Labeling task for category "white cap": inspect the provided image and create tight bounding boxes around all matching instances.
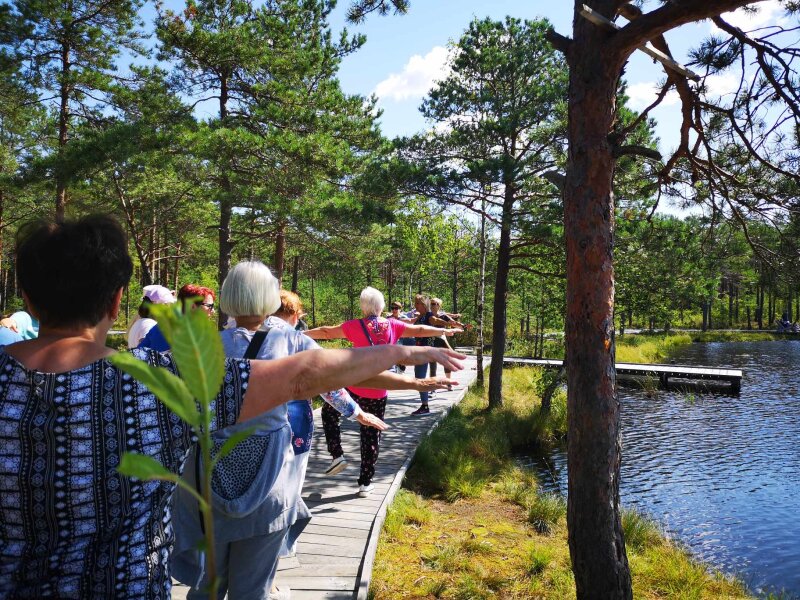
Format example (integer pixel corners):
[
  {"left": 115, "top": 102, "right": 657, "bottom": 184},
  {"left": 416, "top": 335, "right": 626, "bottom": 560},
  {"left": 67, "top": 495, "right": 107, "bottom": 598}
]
[{"left": 142, "top": 285, "right": 176, "bottom": 304}]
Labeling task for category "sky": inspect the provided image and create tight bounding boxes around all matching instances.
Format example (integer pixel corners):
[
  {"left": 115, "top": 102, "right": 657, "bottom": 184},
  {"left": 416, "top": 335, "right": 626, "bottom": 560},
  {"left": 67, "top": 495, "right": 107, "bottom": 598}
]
[{"left": 318, "top": 0, "right": 789, "bottom": 153}]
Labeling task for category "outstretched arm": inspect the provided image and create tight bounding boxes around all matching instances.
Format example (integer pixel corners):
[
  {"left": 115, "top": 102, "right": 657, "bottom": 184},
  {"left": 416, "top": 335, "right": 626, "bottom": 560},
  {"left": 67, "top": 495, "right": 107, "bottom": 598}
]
[
  {"left": 304, "top": 324, "right": 345, "bottom": 340},
  {"left": 356, "top": 371, "right": 457, "bottom": 391},
  {"left": 239, "top": 345, "right": 465, "bottom": 421},
  {"left": 401, "top": 323, "right": 462, "bottom": 338}
]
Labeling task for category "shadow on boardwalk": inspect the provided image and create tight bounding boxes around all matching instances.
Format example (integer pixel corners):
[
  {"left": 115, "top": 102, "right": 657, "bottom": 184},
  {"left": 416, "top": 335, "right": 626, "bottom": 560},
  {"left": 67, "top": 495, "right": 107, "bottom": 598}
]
[{"left": 173, "top": 355, "right": 485, "bottom": 600}]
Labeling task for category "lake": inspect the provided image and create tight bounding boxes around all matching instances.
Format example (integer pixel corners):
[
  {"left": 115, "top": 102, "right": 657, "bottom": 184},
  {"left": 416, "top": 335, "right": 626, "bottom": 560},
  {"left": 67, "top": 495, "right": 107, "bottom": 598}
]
[{"left": 525, "top": 340, "right": 800, "bottom": 597}]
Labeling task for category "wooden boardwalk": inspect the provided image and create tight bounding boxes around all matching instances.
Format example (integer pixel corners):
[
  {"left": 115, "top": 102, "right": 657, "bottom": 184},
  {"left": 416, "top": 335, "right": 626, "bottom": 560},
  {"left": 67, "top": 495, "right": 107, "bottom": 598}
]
[
  {"left": 504, "top": 357, "right": 743, "bottom": 391},
  {"left": 172, "top": 355, "right": 485, "bottom": 600}
]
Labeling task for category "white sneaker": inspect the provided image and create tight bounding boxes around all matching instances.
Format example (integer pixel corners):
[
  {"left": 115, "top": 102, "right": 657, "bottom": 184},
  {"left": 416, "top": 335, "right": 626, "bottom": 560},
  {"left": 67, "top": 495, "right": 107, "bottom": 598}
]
[
  {"left": 325, "top": 455, "right": 347, "bottom": 476},
  {"left": 358, "top": 483, "right": 374, "bottom": 497},
  {"left": 269, "top": 585, "right": 291, "bottom": 600}
]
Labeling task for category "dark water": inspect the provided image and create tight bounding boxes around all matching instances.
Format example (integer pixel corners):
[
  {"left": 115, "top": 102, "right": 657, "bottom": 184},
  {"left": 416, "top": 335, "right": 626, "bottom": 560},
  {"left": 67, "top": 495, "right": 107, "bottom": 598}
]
[{"left": 525, "top": 340, "right": 800, "bottom": 597}]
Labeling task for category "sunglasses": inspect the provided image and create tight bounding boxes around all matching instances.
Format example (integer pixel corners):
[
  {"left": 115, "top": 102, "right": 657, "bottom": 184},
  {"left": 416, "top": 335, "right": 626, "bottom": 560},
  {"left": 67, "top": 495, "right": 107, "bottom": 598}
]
[{"left": 195, "top": 301, "right": 215, "bottom": 310}]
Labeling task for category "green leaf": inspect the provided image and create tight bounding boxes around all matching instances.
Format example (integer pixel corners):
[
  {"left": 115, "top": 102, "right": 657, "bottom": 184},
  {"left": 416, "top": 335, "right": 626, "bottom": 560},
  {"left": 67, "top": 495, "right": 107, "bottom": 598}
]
[
  {"left": 117, "top": 452, "right": 180, "bottom": 483},
  {"left": 210, "top": 427, "right": 257, "bottom": 468},
  {"left": 167, "top": 306, "right": 227, "bottom": 406},
  {"left": 108, "top": 352, "right": 201, "bottom": 427}
]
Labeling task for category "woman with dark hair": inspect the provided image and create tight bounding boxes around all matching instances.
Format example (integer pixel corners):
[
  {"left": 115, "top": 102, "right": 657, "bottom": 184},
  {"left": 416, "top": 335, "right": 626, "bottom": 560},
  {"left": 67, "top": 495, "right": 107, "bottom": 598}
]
[{"left": 0, "top": 215, "right": 465, "bottom": 599}]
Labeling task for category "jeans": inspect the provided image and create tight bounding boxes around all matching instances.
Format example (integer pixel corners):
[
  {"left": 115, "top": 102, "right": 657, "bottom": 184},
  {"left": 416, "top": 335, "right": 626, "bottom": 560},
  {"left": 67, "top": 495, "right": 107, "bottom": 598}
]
[
  {"left": 185, "top": 526, "right": 288, "bottom": 600},
  {"left": 415, "top": 362, "right": 429, "bottom": 405}
]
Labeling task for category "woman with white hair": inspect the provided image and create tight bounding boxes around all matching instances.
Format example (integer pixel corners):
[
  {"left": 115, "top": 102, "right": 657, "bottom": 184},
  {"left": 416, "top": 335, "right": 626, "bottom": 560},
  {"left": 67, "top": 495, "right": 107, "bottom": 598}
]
[{"left": 305, "top": 286, "right": 460, "bottom": 496}]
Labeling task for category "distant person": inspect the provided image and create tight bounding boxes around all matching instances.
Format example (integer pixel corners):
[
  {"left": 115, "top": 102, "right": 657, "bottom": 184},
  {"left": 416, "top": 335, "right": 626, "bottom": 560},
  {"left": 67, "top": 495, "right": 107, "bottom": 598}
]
[
  {"left": 0, "top": 309, "right": 39, "bottom": 340},
  {"left": 429, "top": 297, "right": 467, "bottom": 388},
  {"left": 126, "top": 285, "right": 176, "bottom": 348},
  {"left": 410, "top": 294, "right": 458, "bottom": 414},
  {"left": 138, "top": 284, "right": 215, "bottom": 351}
]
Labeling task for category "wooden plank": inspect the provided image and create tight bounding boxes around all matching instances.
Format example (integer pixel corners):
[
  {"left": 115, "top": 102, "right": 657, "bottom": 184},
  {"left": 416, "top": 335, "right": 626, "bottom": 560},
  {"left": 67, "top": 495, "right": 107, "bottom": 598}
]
[
  {"left": 301, "top": 524, "right": 370, "bottom": 539},
  {"left": 288, "top": 591, "right": 353, "bottom": 600},
  {"left": 305, "top": 516, "right": 373, "bottom": 530},
  {"left": 277, "top": 576, "right": 357, "bottom": 591},
  {"left": 277, "top": 564, "right": 362, "bottom": 577},
  {"left": 295, "top": 543, "right": 363, "bottom": 558},
  {"left": 295, "top": 533, "right": 368, "bottom": 548},
  {"left": 293, "top": 554, "right": 364, "bottom": 565}
]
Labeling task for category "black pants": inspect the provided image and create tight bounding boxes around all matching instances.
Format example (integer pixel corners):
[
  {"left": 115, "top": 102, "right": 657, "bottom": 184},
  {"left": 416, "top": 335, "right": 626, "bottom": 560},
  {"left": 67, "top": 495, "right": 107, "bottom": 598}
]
[
  {"left": 322, "top": 393, "right": 387, "bottom": 486},
  {"left": 429, "top": 336, "right": 452, "bottom": 377}
]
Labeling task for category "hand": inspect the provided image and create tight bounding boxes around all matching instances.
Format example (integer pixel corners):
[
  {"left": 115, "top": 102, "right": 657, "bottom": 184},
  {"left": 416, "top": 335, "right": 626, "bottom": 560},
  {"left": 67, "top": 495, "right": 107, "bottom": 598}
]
[
  {"left": 444, "top": 328, "right": 463, "bottom": 336},
  {"left": 356, "top": 412, "right": 388, "bottom": 431},
  {"left": 0, "top": 317, "right": 18, "bottom": 333},
  {"left": 399, "top": 346, "right": 466, "bottom": 372},
  {"left": 416, "top": 377, "right": 457, "bottom": 392}
]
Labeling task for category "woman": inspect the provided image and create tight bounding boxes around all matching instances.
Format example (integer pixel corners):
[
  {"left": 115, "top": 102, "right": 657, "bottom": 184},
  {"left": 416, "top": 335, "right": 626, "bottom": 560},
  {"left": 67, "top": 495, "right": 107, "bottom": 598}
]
[
  {"left": 0, "top": 215, "right": 465, "bottom": 599},
  {"left": 172, "top": 269, "right": 387, "bottom": 600},
  {"left": 126, "top": 285, "right": 176, "bottom": 348},
  {"left": 429, "top": 297, "right": 467, "bottom": 384},
  {"left": 138, "top": 283, "right": 215, "bottom": 351},
  {"left": 305, "top": 287, "right": 460, "bottom": 494},
  {"left": 409, "top": 294, "right": 455, "bottom": 415}
]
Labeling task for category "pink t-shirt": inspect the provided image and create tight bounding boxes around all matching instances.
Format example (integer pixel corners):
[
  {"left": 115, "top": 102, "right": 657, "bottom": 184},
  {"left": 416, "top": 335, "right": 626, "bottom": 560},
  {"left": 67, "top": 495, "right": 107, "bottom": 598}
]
[{"left": 341, "top": 316, "right": 406, "bottom": 398}]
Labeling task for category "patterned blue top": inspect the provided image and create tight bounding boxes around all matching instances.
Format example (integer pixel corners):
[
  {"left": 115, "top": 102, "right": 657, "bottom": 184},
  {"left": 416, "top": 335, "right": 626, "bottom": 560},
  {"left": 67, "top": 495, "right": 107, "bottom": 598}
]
[{"left": 0, "top": 347, "right": 250, "bottom": 599}]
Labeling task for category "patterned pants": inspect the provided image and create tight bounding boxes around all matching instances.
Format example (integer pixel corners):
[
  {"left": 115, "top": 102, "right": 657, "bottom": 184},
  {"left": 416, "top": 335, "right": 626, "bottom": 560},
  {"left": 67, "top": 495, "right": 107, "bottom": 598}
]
[{"left": 322, "top": 393, "right": 387, "bottom": 486}]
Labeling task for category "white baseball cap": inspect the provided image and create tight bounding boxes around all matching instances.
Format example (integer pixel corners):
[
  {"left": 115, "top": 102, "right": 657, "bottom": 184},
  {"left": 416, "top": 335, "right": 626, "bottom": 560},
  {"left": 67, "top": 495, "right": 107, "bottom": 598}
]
[{"left": 142, "top": 285, "right": 176, "bottom": 304}]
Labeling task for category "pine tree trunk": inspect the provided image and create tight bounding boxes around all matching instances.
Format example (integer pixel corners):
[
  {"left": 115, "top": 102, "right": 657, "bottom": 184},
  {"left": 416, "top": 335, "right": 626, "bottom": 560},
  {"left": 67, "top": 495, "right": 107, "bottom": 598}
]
[
  {"left": 291, "top": 255, "right": 299, "bottom": 293},
  {"left": 274, "top": 223, "right": 286, "bottom": 285},
  {"left": 217, "top": 73, "right": 234, "bottom": 329},
  {"left": 56, "top": 42, "right": 70, "bottom": 222},
  {"left": 488, "top": 185, "right": 515, "bottom": 409},
  {"left": 476, "top": 201, "right": 487, "bottom": 383},
  {"left": 563, "top": 6, "right": 631, "bottom": 596}
]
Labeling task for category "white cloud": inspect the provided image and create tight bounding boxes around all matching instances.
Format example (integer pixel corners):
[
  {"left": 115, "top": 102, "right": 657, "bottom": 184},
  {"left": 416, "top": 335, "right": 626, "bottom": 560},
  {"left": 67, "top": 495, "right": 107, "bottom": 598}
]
[
  {"left": 374, "top": 46, "right": 451, "bottom": 103},
  {"left": 712, "top": 1, "right": 788, "bottom": 32},
  {"left": 625, "top": 81, "right": 680, "bottom": 111},
  {"left": 704, "top": 72, "right": 742, "bottom": 98}
]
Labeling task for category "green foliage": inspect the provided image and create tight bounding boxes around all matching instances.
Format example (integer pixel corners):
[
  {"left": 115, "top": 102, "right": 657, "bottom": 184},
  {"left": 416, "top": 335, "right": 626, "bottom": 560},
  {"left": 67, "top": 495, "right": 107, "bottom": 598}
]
[
  {"left": 407, "top": 368, "right": 567, "bottom": 501},
  {"left": 527, "top": 493, "right": 566, "bottom": 535},
  {"left": 382, "top": 489, "right": 432, "bottom": 541},
  {"left": 621, "top": 509, "right": 663, "bottom": 552}
]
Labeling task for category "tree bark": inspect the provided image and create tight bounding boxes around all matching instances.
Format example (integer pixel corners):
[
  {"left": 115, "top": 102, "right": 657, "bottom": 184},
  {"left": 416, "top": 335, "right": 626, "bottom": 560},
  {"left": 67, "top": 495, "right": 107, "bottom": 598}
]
[
  {"left": 488, "top": 184, "right": 515, "bottom": 408},
  {"left": 291, "top": 255, "right": 299, "bottom": 292},
  {"left": 56, "top": 41, "right": 70, "bottom": 222},
  {"left": 476, "top": 200, "right": 487, "bottom": 383},
  {"left": 274, "top": 222, "right": 286, "bottom": 285},
  {"left": 563, "top": 2, "right": 631, "bottom": 596},
  {"left": 217, "top": 72, "right": 234, "bottom": 329}
]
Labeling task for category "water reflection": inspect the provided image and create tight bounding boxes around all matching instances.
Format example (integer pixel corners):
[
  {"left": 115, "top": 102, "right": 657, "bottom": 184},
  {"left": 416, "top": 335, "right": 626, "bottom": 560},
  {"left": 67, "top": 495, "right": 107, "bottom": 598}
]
[{"left": 523, "top": 340, "right": 800, "bottom": 597}]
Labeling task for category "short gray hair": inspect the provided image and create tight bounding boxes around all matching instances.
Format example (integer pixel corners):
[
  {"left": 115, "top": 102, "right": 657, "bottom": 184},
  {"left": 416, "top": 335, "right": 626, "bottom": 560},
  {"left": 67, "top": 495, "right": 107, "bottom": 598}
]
[
  {"left": 220, "top": 261, "right": 281, "bottom": 317},
  {"left": 360, "top": 286, "right": 385, "bottom": 317}
]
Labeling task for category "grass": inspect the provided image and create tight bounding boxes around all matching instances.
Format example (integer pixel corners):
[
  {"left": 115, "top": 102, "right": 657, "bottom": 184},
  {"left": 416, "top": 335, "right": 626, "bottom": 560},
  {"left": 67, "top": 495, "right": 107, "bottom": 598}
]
[{"left": 370, "top": 367, "right": 753, "bottom": 600}]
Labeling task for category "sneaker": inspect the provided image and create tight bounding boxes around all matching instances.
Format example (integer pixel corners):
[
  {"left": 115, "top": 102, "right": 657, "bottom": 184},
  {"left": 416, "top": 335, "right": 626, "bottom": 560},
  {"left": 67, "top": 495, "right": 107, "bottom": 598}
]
[
  {"left": 325, "top": 455, "right": 348, "bottom": 476},
  {"left": 269, "top": 585, "right": 291, "bottom": 600},
  {"left": 411, "top": 405, "right": 430, "bottom": 416},
  {"left": 358, "top": 483, "right": 374, "bottom": 497}
]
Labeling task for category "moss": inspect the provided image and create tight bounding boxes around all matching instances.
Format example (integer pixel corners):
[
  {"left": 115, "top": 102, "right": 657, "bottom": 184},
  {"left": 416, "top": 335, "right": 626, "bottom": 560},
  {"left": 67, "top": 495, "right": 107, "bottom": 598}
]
[{"left": 370, "top": 367, "right": 753, "bottom": 600}]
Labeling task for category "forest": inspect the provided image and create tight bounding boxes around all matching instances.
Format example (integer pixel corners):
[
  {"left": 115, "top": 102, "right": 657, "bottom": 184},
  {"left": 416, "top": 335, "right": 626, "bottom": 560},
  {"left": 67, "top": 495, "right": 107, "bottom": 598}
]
[{"left": 1, "top": 0, "right": 797, "bottom": 340}]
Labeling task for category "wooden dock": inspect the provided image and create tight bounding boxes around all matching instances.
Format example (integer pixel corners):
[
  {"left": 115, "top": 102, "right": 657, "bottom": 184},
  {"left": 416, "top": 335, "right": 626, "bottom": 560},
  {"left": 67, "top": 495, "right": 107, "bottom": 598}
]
[
  {"left": 172, "top": 355, "right": 486, "bottom": 600},
  {"left": 503, "top": 357, "right": 743, "bottom": 391}
]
